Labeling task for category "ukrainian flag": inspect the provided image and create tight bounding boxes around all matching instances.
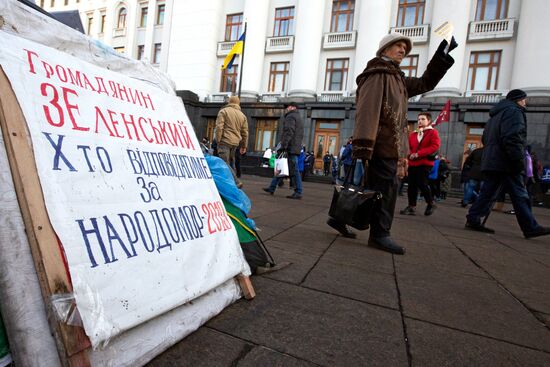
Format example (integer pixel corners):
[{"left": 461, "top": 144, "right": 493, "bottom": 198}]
[{"left": 221, "top": 31, "right": 245, "bottom": 70}]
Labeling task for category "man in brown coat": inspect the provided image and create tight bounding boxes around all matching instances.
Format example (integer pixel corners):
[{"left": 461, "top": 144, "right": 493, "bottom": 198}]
[
  {"left": 215, "top": 95, "right": 248, "bottom": 188},
  {"left": 333, "top": 32, "right": 457, "bottom": 255}
]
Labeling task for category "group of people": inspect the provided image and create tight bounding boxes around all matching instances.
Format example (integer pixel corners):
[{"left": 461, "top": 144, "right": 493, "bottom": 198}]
[{"left": 213, "top": 30, "right": 549, "bottom": 258}]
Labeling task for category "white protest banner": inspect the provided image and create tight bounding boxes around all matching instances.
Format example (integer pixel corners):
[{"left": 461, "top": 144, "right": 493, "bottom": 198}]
[{"left": 0, "top": 31, "right": 247, "bottom": 347}]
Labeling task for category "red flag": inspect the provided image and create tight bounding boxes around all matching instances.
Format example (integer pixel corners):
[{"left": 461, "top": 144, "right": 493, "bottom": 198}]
[{"left": 433, "top": 100, "right": 451, "bottom": 126}]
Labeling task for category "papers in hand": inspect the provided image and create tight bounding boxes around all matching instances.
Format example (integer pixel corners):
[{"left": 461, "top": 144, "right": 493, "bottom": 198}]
[{"left": 434, "top": 21, "right": 454, "bottom": 43}]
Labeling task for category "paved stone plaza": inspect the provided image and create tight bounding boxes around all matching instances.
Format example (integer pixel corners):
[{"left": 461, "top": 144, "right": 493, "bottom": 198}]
[{"left": 148, "top": 175, "right": 550, "bottom": 366}]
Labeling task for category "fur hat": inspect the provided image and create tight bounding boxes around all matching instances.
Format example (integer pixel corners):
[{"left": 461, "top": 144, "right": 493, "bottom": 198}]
[
  {"left": 376, "top": 32, "right": 412, "bottom": 57},
  {"left": 506, "top": 89, "right": 527, "bottom": 101}
]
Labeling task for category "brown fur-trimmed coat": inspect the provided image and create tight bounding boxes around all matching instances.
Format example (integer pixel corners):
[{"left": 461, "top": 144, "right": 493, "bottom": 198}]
[{"left": 352, "top": 53, "right": 454, "bottom": 160}]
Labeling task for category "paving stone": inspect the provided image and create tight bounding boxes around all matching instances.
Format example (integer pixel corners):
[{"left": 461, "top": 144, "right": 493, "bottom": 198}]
[
  {"left": 270, "top": 224, "right": 336, "bottom": 255},
  {"left": 394, "top": 240, "right": 489, "bottom": 279},
  {"left": 455, "top": 244, "right": 550, "bottom": 313},
  {"left": 396, "top": 263, "right": 550, "bottom": 351},
  {"left": 260, "top": 240, "right": 319, "bottom": 284},
  {"left": 323, "top": 239, "right": 395, "bottom": 275},
  {"left": 391, "top": 218, "right": 454, "bottom": 247},
  {"left": 302, "top": 258, "right": 399, "bottom": 309},
  {"left": 146, "top": 327, "right": 247, "bottom": 367},
  {"left": 208, "top": 277, "right": 408, "bottom": 366},
  {"left": 237, "top": 346, "right": 317, "bottom": 367},
  {"left": 406, "top": 318, "right": 550, "bottom": 367}
]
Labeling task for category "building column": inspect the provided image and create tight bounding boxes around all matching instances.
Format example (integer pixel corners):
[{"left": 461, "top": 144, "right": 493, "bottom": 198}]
[
  {"left": 239, "top": 0, "right": 270, "bottom": 99},
  {"left": 423, "top": 0, "right": 472, "bottom": 97},
  {"left": 352, "top": 0, "right": 392, "bottom": 94},
  {"left": 143, "top": 0, "right": 158, "bottom": 63},
  {"left": 511, "top": 0, "right": 550, "bottom": 96},
  {"left": 165, "top": 2, "right": 223, "bottom": 99},
  {"left": 159, "top": 0, "right": 174, "bottom": 72},
  {"left": 288, "top": 0, "right": 326, "bottom": 99}
]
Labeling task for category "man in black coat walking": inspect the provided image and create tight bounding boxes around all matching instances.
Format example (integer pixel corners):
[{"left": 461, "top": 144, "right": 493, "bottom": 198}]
[
  {"left": 263, "top": 102, "right": 304, "bottom": 199},
  {"left": 465, "top": 89, "right": 550, "bottom": 238}
]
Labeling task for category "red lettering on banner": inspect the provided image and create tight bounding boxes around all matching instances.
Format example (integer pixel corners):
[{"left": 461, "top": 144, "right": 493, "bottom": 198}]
[
  {"left": 24, "top": 49, "right": 39, "bottom": 74},
  {"left": 138, "top": 117, "right": 154, "bottom": 143},
  {"left": 41, "top": 61, "right": 54, "bottom": 79},
  {"left": 129, "top": 88, "right": 143, "bottom": 106},
  {"left": 94, "top": 107, "right": 116, "bottom": 137},
  {"left": 67, "top": 68, "right": 84, "bottom": 88},
  {"left": 41, "top": 83, "right": 64, "bottom": 127},
  {"left": 82, "top": 73, "right": 97, "bottom": 92},
  {"left": 95, "top": 77, "right": 109, "bottom": 95},
  {"left": 107, "top": 109, "right": 125, "bottom": 138},
  {"left": 178, "top": 123, "right": 195, "bottom": 150},
  {"left": 62, "top": 87, "right": 88, "bottom": 131},
  {"left": 121, "top": 113, "right": 141, "bottom": 141},
  {"left": 56, "top": 65, "right": 68, "bottom": 83}
]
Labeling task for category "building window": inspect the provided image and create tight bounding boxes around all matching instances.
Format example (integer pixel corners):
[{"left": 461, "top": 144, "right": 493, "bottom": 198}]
[
  {"left": 220, "top": 65, "right": 238, "bottom": 93},
  {"left": 325, "top": 58, "right": 349, "bottom": 91},
  {"left": 153, "top": 43, "right": 162, "bottom": 64},
  {"left": 100, "top": 13, "right": 106, "bottom": 33},
  {"left": 401, "top": 55, "right": 419, "bottom": 77},
  {"left": 475, "top": 0, "right": 508, "bottom": 21},
  {"left": 273, "top": 7, "right": 295, "bottom": 36},
  {"left": 87, "top": 17, "right": 93, "bottom": 35},
  {"left": 467, "top": 51, "right": 501, "bottom": 90},
  {"left": 140, "top": 7, "right": 148, "bottom": 27},
  {"left": 268, "top": 62, "right": 289, "bottom": 92},
  {"left": 156, "top": 4, "right": 165, "bottom": 25},
  {"left": 330, "top": 0, "right": 354, "bottom": 33},
  {"left": 117, "top": 8, "right": 127, "bottom": 29},
  {"left": 114, "top": 47, "right": 125, "bottom": 54},
  {"left": 255, "top": 120, "right": 278, "bottom": 152},
  {"left": 396, "top": 0, "right": 425, "bottom": 27},
  {"left": 225, "top": 13, "right": 243, "bottom": 41},
  {"left": 137, "top": 45, "right": 145, "bottom": 60}
]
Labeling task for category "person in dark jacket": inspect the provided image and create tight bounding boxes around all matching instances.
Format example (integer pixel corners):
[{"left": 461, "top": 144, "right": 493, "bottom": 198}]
[
  {"left": 461, "top": 146, "right": 484, "bottom": 207},
  {"left": 341, "top": 136, "right": 354, "bottom": 178},
  {"left": 263, "top": 102, "right": 304, "bottom": 199},
  {"left": 326, "top": 32, "right": 457, "bottom": 253},
  {"left": 465, "top": 89, "right": 550, "bottom": 238},
  {"left": 323, "top": 152, "right": 332, "bottom": 176}
]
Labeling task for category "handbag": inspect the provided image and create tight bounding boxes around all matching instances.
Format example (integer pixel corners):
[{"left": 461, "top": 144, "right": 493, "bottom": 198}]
[
  {"left": 274, "top": 152, "right": 289, "bottom": 177},
  {"left": 328, "top": 160, "right": 382, "bottom": 230}
]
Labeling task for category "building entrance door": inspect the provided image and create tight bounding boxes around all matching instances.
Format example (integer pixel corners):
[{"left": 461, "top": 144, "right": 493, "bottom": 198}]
[
  {"left": 462, "top": 125, "right": 484, "bottom": 166},
  {"left": 313, "top": 121, "right": 340, "bottom": 173}
]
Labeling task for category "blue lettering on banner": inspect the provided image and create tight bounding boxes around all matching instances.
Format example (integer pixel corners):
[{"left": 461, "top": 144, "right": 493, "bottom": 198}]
[
  {"left": 43, "top": 132, "right": 77, "bottom": 171},
  {"left": 76, "top": 204, "right": 208, "bottom": 267},
  {"left": 126, "top": 148, "right": 212, "bottom": 181}
]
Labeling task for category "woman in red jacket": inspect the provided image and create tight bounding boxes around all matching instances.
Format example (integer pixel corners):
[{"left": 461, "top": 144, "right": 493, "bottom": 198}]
[{"left": 400, "top": 112, "right": 441, "bottom": 216}]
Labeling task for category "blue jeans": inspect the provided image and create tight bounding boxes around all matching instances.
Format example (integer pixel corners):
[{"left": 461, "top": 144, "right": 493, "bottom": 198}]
[
  {"left": 463, "top": 179, "right": 480, "bottom": 204},
  {"left": 268, "top": 154, "right": 302, "bottom": 195},
  {"left": 353, "top": 159, "right": 364, "bottom": 186},
  {"left": 466, "top": 172, "right": 539, "bottom": 234}
]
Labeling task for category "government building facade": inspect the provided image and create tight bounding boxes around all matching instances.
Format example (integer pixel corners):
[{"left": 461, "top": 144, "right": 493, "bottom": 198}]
[{"left": 41, "top": 0, "right": 550, "bottom": 172}]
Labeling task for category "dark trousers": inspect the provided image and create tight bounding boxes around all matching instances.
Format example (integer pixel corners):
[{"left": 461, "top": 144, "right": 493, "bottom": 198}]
[
  {"left": 467, "top": 172, "right": 540, "bottom": 234},
  {"left": 407, "top": 165, "right": 433, "bottom": 206},
  {"left": 365, "top": 157, "right": 398, "bottom": 238}
]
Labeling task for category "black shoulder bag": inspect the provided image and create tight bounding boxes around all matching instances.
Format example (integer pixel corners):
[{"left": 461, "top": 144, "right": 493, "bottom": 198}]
[{"left": 328, "top": 159, "right": 382, "bottom": 230}]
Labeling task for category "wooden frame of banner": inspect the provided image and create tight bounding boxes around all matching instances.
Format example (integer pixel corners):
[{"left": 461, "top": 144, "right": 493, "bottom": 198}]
[
  {"left": 0, "top": 67, "right": 255, "bottom": 365},
  {"left": 0, "top": 68, "right": 92, "bottom": 366}
]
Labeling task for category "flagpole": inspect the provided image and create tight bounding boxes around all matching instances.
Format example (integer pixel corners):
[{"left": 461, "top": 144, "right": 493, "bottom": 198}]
[
  {"left": 445, "top": 106, "right": 451, "bottom": 156},
  {"left": 237, "top": 22, "right": 247, "bottom": 98}
]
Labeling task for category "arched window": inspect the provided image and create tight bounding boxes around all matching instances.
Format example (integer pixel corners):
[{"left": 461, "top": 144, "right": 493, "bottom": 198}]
[{"left": 117, "top": 7, "right": 127, "bottom": 29}]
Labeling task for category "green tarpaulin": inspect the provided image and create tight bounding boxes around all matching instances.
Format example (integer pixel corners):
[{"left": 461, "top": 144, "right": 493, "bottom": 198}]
[{"left": 222, "top": 197, "right": 257, "bottom": 243}]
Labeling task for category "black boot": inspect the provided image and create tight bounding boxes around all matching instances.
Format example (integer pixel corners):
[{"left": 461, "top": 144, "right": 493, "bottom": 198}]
[
  {"left": 327, "top": 218, "right": 356, "bottom": 238},
  {"left": 368, "top": 237, "right": 405, "bottom": 255}
]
